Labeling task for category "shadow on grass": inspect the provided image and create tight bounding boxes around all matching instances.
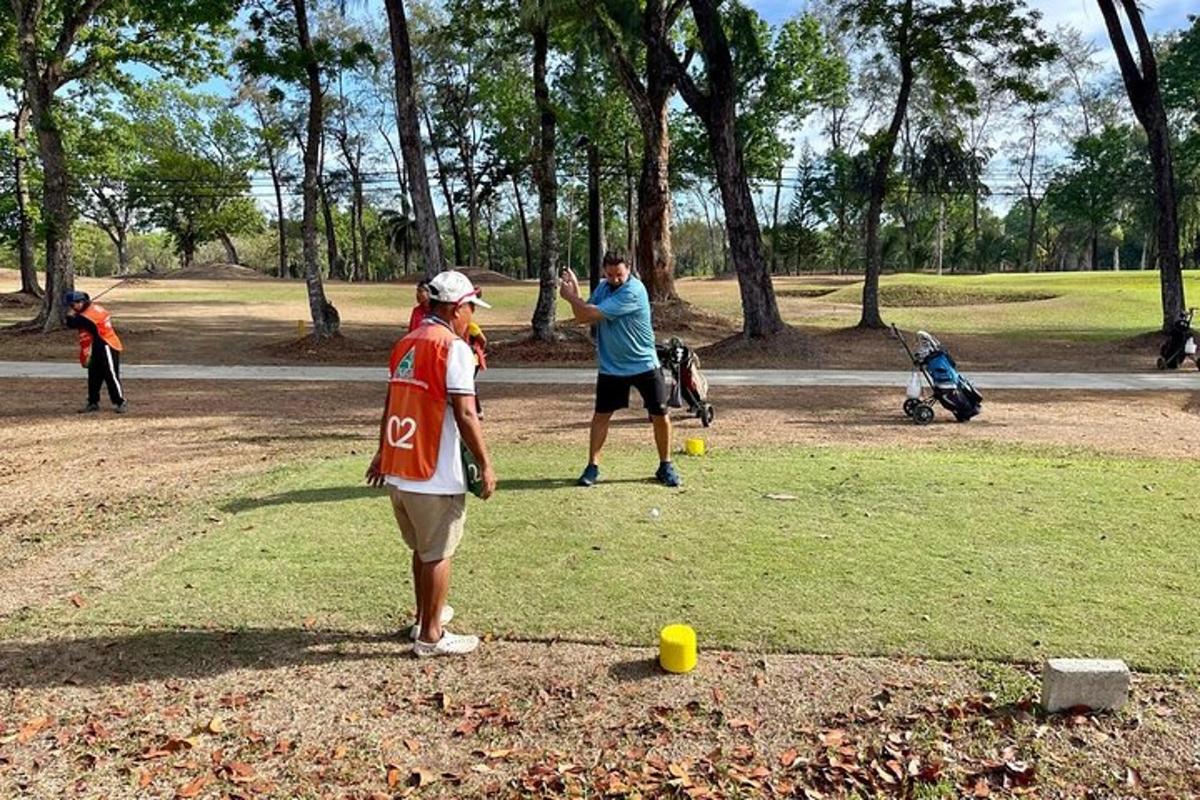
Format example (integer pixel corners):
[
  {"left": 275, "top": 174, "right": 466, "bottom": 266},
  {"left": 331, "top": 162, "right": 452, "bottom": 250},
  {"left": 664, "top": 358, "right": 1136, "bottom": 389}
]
[
  {"left": 0, "top": 627, "right": 408, "bottom": 689},
  {"left": 222, "top": 485, "right": 382, "bottom": 513},
  {"left": 499, "top": 477, "right": 656, "bottom": 491}
]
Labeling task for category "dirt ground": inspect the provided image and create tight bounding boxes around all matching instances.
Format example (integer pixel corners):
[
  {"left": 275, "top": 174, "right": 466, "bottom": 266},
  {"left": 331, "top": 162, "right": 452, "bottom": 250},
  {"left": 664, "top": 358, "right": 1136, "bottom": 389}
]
[
  {"left": 3, "top": 637, "right": 1198, "bottom": 798},
  {"left": 4, "top": 379, "right": 1200, "bottom": 797},
  {"left": 0, "top": 277, "right": 1174, "bottom": 372}
]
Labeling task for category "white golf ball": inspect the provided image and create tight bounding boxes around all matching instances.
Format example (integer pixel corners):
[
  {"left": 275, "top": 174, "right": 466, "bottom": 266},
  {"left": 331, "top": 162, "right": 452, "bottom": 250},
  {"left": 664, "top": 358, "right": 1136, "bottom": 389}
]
[{"left": 649, "top": 507, "right": 661, "bottom": 519}]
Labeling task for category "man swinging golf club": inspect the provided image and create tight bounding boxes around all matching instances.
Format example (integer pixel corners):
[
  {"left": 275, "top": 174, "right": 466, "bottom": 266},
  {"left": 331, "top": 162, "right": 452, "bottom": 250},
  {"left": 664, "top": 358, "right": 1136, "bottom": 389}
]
[
  {"left": 365, "top": 270, "right": 496, "bottom": 658},
  {"left": 559, "top": 251, "right": 682, "bottom": 488},
  {"left": 65, "top": 290, "right": 127, "bottom": 414}
]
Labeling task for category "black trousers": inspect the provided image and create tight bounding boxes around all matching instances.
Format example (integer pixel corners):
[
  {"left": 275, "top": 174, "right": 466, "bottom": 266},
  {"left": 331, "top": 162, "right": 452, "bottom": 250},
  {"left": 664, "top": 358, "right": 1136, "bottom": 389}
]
[{"left": 88, "top": 342, "right": 125, "bottom": 405}]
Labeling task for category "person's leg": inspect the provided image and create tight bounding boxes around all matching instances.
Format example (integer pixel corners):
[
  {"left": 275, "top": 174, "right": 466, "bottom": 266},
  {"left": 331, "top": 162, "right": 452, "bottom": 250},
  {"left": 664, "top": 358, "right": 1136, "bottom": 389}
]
[
  {"left": 582, "top": 375, "right": 628, "bottom": 485},
  {"left": 588, "top": 412, "right": 613, "bottom": 465},
  {"left": 85, "top": 346, "right": 103, "bottom": 408},
  {"left": 636, "top": 369, "right": 681, "bottom": 487},
  {"left": 412, "top": 494, "right": 469, "bottom": 649},
  {"left": 417, "top": 557, "right": 453, "bottom": 643},
  {"left": 651, "top": 413, "right": 672, "bottom": 462},
  {"left": 411, "top": 550, "right": 422, "bottom": 621},
  {"left": 103, "top": 346, "right": 125, "bottom": 406}
]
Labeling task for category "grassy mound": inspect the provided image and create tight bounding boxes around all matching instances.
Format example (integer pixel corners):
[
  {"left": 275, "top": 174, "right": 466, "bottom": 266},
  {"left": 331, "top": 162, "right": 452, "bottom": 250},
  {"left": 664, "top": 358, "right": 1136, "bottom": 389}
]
[{"left": 878, "top": 285, "right": 1058, "bottom": 308}]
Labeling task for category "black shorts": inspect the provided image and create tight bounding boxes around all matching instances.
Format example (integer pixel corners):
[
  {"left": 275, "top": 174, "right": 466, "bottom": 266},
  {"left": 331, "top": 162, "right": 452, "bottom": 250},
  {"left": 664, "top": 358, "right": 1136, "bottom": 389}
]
[{"left": 595, "top": 370, "right": 668, "bottom": 416}]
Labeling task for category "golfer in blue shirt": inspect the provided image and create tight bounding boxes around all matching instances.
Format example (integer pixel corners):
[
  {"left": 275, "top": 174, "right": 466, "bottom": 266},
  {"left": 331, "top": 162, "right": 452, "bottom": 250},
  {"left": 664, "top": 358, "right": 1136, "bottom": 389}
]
[{"left": 559, "top": 251, "right": 682, "bottom": 488}]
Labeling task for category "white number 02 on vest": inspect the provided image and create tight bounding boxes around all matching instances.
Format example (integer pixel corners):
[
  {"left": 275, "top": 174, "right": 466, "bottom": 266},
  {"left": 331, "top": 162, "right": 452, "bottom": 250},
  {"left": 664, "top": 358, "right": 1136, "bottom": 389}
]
[{"left": 386, "top": 416, "right": 418, "bottom": 450}]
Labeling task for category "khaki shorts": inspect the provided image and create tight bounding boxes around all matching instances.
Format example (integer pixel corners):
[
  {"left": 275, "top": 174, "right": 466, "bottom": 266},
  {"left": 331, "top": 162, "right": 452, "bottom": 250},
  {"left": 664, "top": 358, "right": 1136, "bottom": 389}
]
[{"left": 388, "top": 488, "right": 466, "bottom": 562}]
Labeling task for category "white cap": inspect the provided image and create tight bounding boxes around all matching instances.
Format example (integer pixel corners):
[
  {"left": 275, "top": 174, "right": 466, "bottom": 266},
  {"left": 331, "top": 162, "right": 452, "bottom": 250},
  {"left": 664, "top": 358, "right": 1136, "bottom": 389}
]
[{"left": 426, "top": 270, "right": 491, "bottom": 308}]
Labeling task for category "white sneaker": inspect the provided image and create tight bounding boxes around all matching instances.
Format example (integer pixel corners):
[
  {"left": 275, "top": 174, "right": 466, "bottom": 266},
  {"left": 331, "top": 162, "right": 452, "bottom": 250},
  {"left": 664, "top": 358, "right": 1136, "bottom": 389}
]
[
  {"left": 407, "top": 604, "right": 455, "bottom": 641},
  {"left": 413, "top": 630, "right": 480, "bottom": 658}
]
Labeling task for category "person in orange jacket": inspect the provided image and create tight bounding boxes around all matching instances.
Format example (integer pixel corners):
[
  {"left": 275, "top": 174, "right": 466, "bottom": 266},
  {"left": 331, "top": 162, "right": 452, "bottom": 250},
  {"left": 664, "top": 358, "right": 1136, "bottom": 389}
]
[{"left": 64, "top": 291, "right": 127, "bottom": 414}]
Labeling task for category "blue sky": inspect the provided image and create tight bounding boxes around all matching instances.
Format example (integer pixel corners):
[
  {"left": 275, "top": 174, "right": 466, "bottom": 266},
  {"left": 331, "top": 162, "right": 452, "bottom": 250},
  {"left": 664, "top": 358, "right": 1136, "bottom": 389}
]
[{"left": 752, "top": 0, "right": 1192, "bottom": 40}]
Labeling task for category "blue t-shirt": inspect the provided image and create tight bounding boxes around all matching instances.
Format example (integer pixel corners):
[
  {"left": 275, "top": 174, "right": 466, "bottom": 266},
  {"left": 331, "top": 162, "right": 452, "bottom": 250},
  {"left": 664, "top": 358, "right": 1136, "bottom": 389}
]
[{"left": 590, "top": 276, "right": 659, "bottom": 376}]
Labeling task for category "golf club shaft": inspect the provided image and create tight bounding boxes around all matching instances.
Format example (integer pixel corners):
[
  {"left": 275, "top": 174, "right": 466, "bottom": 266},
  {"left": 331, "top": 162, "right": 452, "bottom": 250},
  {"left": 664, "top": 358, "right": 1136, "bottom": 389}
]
[{"left": 89, "top": 277, "right": 131, "bottom": 302}]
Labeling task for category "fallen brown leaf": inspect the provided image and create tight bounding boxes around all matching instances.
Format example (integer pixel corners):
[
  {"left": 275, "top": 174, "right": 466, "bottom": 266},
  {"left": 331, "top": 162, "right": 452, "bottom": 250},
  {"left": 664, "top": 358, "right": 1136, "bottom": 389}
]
[
  {"left": 16, "top": 716, "right": 51, "bottom": 744},
  {"left": 176, "top": 774, "right": 212, "bottom": 798}
]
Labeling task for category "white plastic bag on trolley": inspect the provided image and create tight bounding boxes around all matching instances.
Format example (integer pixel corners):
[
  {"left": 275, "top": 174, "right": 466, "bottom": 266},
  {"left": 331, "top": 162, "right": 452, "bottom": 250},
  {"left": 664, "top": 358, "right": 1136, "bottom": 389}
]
[
  {"left": 905, "top": 370, "right": 922, "bottom": 399},
  {"left": 1186, "top": 337, "right": 1197, "bottom": 355}
]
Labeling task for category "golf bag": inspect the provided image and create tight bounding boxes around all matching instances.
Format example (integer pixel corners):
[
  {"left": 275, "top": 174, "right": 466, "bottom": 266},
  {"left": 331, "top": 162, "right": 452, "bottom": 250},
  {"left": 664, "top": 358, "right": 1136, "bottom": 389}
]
[
  {"left": 657, "top": 337, "right": 715, "bottom": 427},
  {"left": 1157, "top": 309, "right": 1199, "bottom": 371},
  {"left": 893, "top": 326, "right": 982, "bottom": 424}
]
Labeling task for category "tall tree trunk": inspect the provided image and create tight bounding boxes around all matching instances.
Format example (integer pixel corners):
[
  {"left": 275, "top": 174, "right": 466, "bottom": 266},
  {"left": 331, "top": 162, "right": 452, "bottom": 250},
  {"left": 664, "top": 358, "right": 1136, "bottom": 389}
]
[
  {"left": 860, "top": 12, "right": 914, "bottom": 329},
  {"left": 117, "top": 229, "right": 130, "bottom": 275},
  {"left": 936, "top": 197, "right": 945, "bottom": 277},
  {"left": 319, "top": 178, "right": 340, "bottom": 279},
  {"left": 385, "top": 0, "right": 446, "bottom": 278},
  {"left": 13, "top": 1, "right": 76, "bottom": 329},
  {"left": 530, "top": 13, "right": 558, "bottom": 342},
  {"left": 586, "top": 141, "right": 604, "bottom": 294},
  {"left": 295, "top": 0, "right": 339, "bottom": 337},
  {"left": 424, "top": 107, "right": 464, "bottom": 267},
  {"left": 484, "top": 197, "right": 495, "bottom": 271},
  {"left": 672, "top": 0, "right": 783, "bottom": 337},
  {"left": 770, "top": 164, "right": 782, "bottom": 274},
  {"left": 356, "top": 176, "right": 370, "bottom": 281},
  {"left": 22, "top": 80, "right": 74, "bottom": 329},
  {"left": 346, "top": 174, "right": 362, "bottom": 281},
  {"left": 460, "top": 142, "right": 479, "bottom": 268},
  {"left": 1024, "top": 198, "right": 1041, "bottom": 270},
  {"left": 379, "top": 123, "right": 413, "bottom": 277},
  {"left": 971, "top": 187, "right": 980, "bottom": 271},
  {"left": 13, "top": 105, "right": 40, "bottom": 297},
  {"left": 268, "top": 153, "right": 288, "bottom": 278},
  {"left": 594, "top": 0, "right": 679, "bottom": 302},
  {"left": 253, "top": 99, "right": 290, "bottom": 279},
  {"left": 624, "top": 137, "right": 635, "bottom": 266},
  {"left": 511, "top": 173, "right": 534, "bottom": 279},
  {"left": 218, "top": 231, "right": 240, "bottom": 265},
  {"left": 1097, "top": 0, "right": 1185, "bottom": 330},
  {"left": 635, "top": 93, "right": 676, "bottom": 301}
]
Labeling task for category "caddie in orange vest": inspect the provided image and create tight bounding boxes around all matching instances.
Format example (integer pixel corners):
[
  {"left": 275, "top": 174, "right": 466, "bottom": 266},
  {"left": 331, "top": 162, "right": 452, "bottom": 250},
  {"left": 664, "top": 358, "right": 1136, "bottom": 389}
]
[
  {"left": 365, "top": 270, "right": 496, "bottom": 658},
  {"left": 64, "top": 291, "right": 127, "bottom": 414}
]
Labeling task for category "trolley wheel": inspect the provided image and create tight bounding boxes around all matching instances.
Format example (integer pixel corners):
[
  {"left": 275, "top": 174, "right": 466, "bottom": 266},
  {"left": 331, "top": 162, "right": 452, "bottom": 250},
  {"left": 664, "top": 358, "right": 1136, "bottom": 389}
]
[
  {"left": 913, "top": 404, "right": 935, "bottom": 425},
  {"left": 903, "top": 398, "right": 920, "bottom": 418},
  {"left": 1157, "top": 356, "right": 1167, "bottom": 370},
  {"left": 701, "top": 404, "right": 715, "bottom": 427}
]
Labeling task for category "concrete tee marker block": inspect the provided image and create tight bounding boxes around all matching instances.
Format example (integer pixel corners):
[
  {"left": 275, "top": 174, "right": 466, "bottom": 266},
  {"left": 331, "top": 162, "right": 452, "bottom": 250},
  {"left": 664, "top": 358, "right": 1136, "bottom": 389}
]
[{"left": 1041, "top": 659, "right": 1130, "bottom": 713}]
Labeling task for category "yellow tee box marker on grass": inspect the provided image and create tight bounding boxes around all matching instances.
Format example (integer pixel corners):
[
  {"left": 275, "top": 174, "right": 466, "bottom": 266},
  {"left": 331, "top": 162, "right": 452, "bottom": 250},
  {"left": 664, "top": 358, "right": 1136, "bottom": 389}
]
[
  {"left": 659, "top": 624, "right": 697, "bottom": 674},
  {"left": 684, "top": 438, "right": 706, "bottom": 457}
]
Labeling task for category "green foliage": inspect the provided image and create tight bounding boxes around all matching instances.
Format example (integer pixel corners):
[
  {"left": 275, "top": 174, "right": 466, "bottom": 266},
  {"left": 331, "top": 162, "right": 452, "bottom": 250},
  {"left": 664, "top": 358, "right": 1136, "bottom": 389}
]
[
  {"left": 237, "top": 0, "right": 376, "bottom": 89},
  {"left": 2, "top": 0, "right": 239, "bottom": 93},
  {"left": 124, "top": 84, "right": 263, "bottom": 266},
  {"left": 1045, "top": 125, "right": 1146, "bottom": 265},
  {"left": 674, "top": 6, "right": 846, "bottom": 182}
]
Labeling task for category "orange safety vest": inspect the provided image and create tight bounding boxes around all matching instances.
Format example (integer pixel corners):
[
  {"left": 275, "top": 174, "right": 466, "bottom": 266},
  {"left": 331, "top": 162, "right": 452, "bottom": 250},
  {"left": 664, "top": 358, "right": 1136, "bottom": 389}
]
[
  {"left": 78, "top": 303, "right": 123, "bottom": 366},
  {"left": 379, "top": 321, "right": 457, "bottom": 481}
]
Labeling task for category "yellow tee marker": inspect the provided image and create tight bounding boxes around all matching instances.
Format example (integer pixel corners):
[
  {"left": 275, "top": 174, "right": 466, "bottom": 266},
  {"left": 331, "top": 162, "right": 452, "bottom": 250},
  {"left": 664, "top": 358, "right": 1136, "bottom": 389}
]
[
  {"left": 659, "top": 624, "right": 697, "bottom": 674},
  {"left": 684, "top": 438, "right": 706, "bottom": 457}
]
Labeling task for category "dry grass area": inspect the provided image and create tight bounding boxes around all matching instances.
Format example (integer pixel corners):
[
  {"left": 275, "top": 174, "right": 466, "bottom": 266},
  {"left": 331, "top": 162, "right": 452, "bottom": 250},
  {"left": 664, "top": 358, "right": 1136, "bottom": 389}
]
[
  {"left": 4, "top": 379, "right": 1200, "bottom": 797},
  {"left": 0, "top": 273, "right": 1176, "bottom": 371}
]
